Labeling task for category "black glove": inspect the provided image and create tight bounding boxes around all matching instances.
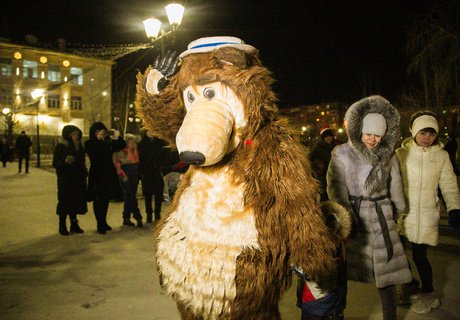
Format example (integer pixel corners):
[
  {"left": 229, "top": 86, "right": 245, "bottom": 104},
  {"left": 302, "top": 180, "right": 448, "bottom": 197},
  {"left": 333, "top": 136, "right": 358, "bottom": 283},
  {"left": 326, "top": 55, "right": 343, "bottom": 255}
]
[
  {"left": 145, "top": 51, "right": 179, "bottom": 95},
  {"left": 448, "top": 210, "right": 460, "bottom": 234}
]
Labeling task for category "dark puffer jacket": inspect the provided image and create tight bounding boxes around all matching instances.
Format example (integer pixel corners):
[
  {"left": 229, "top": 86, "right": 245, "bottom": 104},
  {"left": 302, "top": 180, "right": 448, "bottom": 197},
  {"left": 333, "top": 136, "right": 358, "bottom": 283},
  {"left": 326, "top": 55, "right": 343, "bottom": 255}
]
[{"left": 85, "top": 122, "right": 126, "bottom": 201}]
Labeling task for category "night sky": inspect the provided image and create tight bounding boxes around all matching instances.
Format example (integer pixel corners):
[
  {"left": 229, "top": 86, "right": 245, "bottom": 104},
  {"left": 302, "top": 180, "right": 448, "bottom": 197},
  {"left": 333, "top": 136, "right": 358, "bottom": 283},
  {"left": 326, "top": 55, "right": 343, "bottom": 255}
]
[{"left": 2, "top": 0, "right": 436, "bottom": 108}]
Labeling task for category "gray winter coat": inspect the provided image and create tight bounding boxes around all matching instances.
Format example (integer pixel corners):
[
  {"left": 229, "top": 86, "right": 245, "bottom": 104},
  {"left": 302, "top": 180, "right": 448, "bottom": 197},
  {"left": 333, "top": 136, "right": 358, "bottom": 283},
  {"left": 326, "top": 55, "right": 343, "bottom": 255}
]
[{"left": 327, "top": 95, "right": 412, "bottom": 288}]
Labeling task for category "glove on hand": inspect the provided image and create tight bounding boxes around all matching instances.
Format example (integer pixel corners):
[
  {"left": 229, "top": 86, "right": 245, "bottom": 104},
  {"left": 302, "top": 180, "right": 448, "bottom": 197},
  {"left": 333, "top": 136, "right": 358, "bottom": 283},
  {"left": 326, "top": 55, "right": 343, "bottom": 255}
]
[
  {"left": 145, "top": 51, "right": 179, "bottom": 95},
  {"left": 448, "top": 209, "right": 460, "bottom": 234}
]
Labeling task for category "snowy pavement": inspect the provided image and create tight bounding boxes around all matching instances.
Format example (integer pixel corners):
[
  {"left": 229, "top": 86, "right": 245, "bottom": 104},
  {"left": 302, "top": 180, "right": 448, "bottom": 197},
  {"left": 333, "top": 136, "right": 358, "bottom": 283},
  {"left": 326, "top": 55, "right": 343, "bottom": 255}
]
[{"left": 0, "top": 162, "right": 459, "bottom": 319}]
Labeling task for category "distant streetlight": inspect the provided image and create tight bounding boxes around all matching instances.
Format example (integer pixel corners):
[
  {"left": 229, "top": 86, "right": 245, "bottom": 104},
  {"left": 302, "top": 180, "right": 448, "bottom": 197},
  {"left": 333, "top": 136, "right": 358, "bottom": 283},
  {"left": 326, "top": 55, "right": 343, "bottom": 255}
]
[
  {"left": 31, "top": 89, "right": 44, "bottom": 167},
  {"left": 143, "top": 3, "right": 185, "bottom": 55}
]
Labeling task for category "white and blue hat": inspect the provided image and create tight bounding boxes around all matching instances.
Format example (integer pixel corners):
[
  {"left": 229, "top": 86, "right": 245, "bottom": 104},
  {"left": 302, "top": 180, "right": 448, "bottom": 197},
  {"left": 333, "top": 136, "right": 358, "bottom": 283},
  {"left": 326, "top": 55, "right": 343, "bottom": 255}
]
[{"left": 179, "top": 36, "right": 257, "bottom": 59}]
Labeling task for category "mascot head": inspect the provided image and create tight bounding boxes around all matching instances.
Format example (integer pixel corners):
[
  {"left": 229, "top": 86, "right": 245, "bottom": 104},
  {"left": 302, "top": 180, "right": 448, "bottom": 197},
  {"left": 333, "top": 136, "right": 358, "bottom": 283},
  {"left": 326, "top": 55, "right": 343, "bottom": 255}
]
[{"left": 141, "top": 36, "right": 278, "bottom": 166}]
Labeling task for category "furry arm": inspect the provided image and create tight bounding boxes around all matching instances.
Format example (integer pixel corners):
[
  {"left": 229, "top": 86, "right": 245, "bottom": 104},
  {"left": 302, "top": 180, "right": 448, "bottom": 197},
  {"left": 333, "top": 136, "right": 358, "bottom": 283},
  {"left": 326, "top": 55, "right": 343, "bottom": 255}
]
[{"left": 135, "top": 67, "right": 185, "bottom": 148}]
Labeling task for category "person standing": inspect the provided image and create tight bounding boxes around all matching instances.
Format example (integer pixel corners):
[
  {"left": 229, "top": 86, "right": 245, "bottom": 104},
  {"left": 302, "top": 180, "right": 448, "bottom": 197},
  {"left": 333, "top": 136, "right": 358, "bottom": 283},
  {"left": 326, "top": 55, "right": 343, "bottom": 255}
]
[
  {"left": 395, "top": 111, "right": 460, "bottom": 314},
  {"left": 327, "top": 95, "right": 412, "bottom": 320},
  {"left": 113, "top": 134, "right": 143, "bottom": 227},
  {"left": 52, "top": 125, "right": 87, "bottom": 236},
  {"left": 15, "top": 130, "right": 32, "bottom": 173},
  {"left": 137, "top": 131, "right": 165, "bottom": 222},
  {"left": 309, "top": 127, "right": 340, "bottom": 201},
  {"left": 85, "top": 122, "right": 126, "bottom": 234},
  {"left": 1, "top": 136, "right": 10, "bottom": 167}
]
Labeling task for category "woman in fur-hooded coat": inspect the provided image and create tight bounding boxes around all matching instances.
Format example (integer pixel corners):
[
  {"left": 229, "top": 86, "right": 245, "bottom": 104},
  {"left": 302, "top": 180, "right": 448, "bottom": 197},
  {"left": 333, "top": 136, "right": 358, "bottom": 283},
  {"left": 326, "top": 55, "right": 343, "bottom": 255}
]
[
  {"left": 327, "top": 96, "right": 411, "bottom": 317},
  {"left": 136, "top": 36, "right": 337, "bottom": 320}
]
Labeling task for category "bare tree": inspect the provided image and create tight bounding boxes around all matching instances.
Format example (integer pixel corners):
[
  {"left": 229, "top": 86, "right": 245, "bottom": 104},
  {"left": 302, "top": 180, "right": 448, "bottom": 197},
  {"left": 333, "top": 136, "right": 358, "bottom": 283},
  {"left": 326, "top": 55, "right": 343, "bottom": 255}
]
[{"left": 406, "top": 0, "right": 460, "bottom": 113}]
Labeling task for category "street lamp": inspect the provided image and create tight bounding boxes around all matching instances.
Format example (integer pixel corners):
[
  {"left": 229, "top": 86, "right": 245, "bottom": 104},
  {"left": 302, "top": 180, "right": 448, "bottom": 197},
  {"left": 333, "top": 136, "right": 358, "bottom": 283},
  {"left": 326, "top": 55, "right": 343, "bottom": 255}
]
[
  {"left": 31, "top": 89, "right": 44, "bottom": 167},
  {"left": 143, "top": 3, "right": 185, "bottom": 55}
]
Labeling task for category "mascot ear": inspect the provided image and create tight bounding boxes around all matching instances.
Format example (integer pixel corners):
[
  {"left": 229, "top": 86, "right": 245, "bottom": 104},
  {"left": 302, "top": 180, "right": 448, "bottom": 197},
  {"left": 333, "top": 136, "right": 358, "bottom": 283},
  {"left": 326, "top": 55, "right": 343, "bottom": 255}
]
[
  {"left": 213, "top": 47, "right": 249, "bottom": 69},
  {"left": 145, "top": 50, "right": 179, "bottom": 95}
]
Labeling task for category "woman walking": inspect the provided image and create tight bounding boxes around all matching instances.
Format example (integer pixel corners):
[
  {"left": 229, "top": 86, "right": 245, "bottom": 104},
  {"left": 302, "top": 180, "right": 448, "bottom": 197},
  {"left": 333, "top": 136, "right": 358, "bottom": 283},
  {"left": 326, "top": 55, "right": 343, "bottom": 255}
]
[
  {"left": 396, "top": 111, "right": 460, "bottom": 314},
  {"left": 52, "top": 125, "right": 87, "bottom": 235},
  {"left": 327, "top": 95, "right": 412, "bottom": 320}
]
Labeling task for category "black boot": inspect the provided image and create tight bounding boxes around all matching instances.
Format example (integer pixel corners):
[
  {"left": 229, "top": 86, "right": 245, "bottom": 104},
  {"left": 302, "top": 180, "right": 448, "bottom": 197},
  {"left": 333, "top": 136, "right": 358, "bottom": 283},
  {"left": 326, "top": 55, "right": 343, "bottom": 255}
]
[
  {"left": 97, "top": 222, "right": 107, "bottom": 234},
  {"left": 134, "top": 213, "right": 143, "bottom": 228},
  {"left": 123, "top": 218, "right": 135, "bottom": 227},
  {"left": 70, "top": 215, "right": 84, "bottom": 234},
  {"left": 104, "top": 222, "right": 112, "bottom": 231},
  {"left": 59, "top": 215, "right": 69, "bottom": 236},
  {"left": 146, "top": 213, "right": 153, "bottom": 223},
  {"left": 155, "top": 212, "right": 161, "bottom": 220}
]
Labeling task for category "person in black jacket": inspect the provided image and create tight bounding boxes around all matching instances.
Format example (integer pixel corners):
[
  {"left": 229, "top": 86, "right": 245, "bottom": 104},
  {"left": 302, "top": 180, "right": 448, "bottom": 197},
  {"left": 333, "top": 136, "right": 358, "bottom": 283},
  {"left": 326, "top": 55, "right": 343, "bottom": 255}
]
[
  {"left": 85, "top": 122, "right": 126, "bottom": 234},
  {"left": 52, "top": 125, "right": 87, "bottom": 235},
  {"left": 15, "top": 130, "right": 32, "bottom": 173},
  {"left": 138, "top": 131, "right": 166, "bottom": 222}
]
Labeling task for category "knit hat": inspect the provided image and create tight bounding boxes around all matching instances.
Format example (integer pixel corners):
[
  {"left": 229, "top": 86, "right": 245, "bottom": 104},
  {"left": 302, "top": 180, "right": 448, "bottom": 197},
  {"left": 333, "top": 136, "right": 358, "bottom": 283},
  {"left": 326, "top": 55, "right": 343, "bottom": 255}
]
[
  {"left": 410, "top": 115, "right": 439, "bottom": 137},
  {"left": 124, "top": 133, "right": 138, "bottom": 143},
  {"left": 362, "top": 113, "right": 387, "bottom": 136},
  {"left": 320, "top": 128, "right": 334, "bottom": 140}
]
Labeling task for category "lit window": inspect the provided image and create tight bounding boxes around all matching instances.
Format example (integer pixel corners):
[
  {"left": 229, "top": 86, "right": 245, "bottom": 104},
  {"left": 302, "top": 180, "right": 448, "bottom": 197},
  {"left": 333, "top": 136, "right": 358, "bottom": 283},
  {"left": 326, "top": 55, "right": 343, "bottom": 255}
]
[
  {"left": 70, "top": 67, "right": 83, "bottom": 86},
  {"left": 71, "top": 96, "right": 82, "bottom": 110},
  {"left": 0, "top": 57, "right": 12, "bottom": 76},
  {"left": 48, "top": 64, "right": 61, "bottom": 82},
  {"left": 23, "top": 60, "right": 38, "bottom": 79},
  {"left": 0, "top": 89, "right": 13, "bottom": 106},
  {"left": 48, "top": 94, "right": 61, "bottom": 109}
]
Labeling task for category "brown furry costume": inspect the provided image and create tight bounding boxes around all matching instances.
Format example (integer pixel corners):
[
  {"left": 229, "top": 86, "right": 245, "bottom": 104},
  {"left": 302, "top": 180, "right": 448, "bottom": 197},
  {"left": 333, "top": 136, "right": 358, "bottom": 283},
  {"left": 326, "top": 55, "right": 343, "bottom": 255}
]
[{"left": 135, "top": 38, "right": 337, "bottom": 320}]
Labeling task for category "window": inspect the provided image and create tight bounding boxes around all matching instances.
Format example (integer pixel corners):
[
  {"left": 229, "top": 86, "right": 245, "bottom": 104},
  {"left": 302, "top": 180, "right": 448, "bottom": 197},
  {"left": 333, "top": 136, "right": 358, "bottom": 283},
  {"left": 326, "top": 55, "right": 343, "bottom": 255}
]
[
  {"left": 23, "top": 60, "right": 38, "bottom": 79},
  {"left": 48, "top": 94, "right": 60, "bottom": 109},
  {"left": 48, "top": 64, "right": 61, "bottom": 82},
  {"left": 71, "top": 96, "right": 82, "bottom": 110},
  {"left": 70, "top": 67, "right": 83, "bottom": 85},
  {"left": 0, "top": 89, "right": 13, "bottom": 106},
  {"left": 0, "top": 57, "right": 12, "bottom": 76}
]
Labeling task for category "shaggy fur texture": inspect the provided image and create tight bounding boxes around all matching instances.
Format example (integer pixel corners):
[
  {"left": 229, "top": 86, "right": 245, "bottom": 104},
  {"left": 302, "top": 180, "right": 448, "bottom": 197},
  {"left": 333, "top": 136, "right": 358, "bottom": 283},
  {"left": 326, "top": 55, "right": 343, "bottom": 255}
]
[
  {"left": 136, "top": 46, "right": 336, "bottom": 320},
  {"left": 344, "top": 95, "right": 401, "bottom": 194}
]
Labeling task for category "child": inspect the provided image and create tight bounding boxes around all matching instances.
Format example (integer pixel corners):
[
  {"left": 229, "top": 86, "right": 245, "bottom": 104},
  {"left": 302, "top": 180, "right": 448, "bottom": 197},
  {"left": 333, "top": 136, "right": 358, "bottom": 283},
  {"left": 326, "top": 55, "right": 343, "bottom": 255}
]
[
  {"left": 396, "top": 110, "right": 460, "bottom": 314},
  {"left": 296, "top": 201, "right": 351, "bottom": 320}
]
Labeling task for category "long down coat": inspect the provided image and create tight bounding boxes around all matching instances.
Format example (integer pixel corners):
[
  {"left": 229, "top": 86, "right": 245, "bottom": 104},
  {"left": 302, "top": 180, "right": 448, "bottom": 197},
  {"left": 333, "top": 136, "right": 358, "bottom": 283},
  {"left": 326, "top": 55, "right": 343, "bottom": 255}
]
[
  {"left": 396, "top": 138, "right": 460, "bottom": 245},
  {"left": 327, "top": 95, "right": 412, "bottom": 288},
  {"left": 52, "top": 125, "right": 87, "bottom": 216}
]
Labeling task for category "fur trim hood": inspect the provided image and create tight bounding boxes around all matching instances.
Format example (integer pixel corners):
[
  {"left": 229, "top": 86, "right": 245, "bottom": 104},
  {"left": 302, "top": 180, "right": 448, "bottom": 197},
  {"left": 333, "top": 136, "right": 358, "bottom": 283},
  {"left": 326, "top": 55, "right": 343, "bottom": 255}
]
[{"left": 345, "top": 95, "right": 401, "bottom": 193}]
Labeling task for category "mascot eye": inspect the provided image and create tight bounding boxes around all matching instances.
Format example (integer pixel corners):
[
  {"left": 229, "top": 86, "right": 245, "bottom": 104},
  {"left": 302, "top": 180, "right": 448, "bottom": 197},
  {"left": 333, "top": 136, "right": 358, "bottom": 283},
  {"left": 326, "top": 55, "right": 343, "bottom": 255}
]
[
  {"left": 203, "top": 88, "right": 215, "bottom": 100},
  {"left": 187, "top": 91, "right": 195, "bottom": 103}
]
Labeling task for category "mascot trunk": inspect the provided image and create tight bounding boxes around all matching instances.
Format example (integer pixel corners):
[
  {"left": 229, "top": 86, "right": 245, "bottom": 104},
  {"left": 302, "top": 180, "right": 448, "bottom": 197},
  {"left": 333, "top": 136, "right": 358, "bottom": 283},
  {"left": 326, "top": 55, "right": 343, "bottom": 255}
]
[{"left": 136, "top": 36, "right": 337, "bottom": 320}]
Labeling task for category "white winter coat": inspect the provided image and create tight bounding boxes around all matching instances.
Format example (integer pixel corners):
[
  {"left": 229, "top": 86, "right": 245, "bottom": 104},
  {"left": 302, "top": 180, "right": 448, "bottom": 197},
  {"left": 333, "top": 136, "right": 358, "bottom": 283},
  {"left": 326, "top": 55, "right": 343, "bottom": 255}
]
[{"left": 396, "top": 138, "right": 460, "bottom": 246}]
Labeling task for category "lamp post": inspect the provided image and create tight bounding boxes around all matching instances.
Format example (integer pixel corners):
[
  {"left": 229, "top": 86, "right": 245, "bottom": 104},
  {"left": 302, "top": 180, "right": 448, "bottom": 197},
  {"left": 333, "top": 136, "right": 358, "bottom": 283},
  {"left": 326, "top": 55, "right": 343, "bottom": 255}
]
[
  {"left": 143, "top": 3, "right": 185, "bottom": 55},
  {"left": 31, "top": 89, "right": 44, "bottom": 167}
]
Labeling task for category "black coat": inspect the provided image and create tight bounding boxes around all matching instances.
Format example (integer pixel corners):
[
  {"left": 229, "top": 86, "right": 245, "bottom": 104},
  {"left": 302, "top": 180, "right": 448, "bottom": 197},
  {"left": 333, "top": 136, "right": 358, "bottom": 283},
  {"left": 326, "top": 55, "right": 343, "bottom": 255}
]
[
  {"left": 15, "top": 134, "right": 32, "bottom": 156},
  {"left": 138, "top": 135, "right": 165, "bottom": 195},
  {"left": 52, "top": 128, "right": 87, "bottom": 216},
  {"left": 85, "top": 126, "right": 126, "bottom": 201}
]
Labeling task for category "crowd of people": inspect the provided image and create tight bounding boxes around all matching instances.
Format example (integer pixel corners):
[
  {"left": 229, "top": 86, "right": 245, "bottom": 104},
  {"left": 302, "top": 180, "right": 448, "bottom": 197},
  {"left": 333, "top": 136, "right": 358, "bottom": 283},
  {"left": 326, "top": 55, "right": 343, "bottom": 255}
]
[
  {"left": 299, "top": 95, "right": 460, "bottom": 320},
  {"left": 2, "top": 94, "right": 460, "bottom": 319},
  {"left": 48, "top": 121, "right": 184, "bottom": 236}
]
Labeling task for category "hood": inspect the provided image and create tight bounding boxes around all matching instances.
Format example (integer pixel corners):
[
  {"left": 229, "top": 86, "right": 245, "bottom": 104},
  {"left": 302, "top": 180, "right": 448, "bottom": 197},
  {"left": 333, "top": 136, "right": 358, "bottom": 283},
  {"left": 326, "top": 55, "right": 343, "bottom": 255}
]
[
  {"left": 62, "top": 125, "right": 82, "bottom": 142},
  {"left": 89, "top": 122, "right": 107, "bottom": 139},
  {"left": 345, "top": 95, "right": 400, "bottom": 193}
]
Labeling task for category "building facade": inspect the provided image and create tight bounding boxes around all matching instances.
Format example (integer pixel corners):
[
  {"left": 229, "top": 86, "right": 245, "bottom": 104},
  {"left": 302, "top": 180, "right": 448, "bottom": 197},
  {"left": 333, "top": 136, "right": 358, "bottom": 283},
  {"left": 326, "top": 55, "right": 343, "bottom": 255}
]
[{"left": 0, "top": 40, "right": 113, "bottom": 153}]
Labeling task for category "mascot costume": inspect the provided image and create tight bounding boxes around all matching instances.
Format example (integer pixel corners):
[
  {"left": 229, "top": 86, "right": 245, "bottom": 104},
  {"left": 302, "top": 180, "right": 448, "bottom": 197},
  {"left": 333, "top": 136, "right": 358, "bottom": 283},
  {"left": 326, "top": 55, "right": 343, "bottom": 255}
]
[{"left": 136, "top": 36, "right": 339, "bottom": 320}]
